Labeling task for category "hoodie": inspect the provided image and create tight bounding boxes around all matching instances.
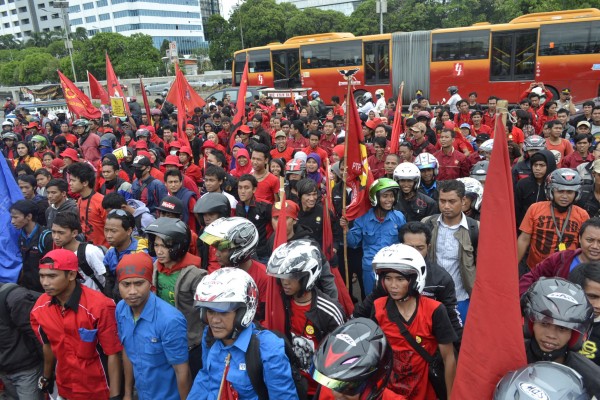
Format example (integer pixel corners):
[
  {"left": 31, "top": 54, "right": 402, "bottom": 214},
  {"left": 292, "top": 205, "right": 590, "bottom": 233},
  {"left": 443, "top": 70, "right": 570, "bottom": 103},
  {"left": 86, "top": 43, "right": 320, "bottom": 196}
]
[
  {"left": 126, "top": 199, "right": 155, "bottom": 237},
  {"left": 514, "top": 149, "right": 557, "bottom": 228},
  {"left": 45, "top": 198, "right": 77, "bottom": 229}
]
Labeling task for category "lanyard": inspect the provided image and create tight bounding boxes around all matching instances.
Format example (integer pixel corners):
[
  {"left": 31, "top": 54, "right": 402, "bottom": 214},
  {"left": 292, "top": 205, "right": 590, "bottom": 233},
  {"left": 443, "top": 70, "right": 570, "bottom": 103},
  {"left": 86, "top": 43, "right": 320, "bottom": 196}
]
[{"left": 550, "top": 204, "right": 572, "bottom": 245}]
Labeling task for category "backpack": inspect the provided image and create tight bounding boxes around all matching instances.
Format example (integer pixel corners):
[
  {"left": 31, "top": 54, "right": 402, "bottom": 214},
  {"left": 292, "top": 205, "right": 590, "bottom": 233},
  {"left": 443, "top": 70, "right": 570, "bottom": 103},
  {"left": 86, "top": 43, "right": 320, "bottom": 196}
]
[
  {"left": 37, "top": 229, "right": 54, "bottom": 256},
  {"left": 246, "top": 324, "right": 308, "bottom": 400},
  {"left": 0, "top": 283, "right": 18, "bottom": 326},
  {"left": 317, "top": 100, "right": 328, "bottom": 118},
  {"left": 77, "top": 242, "right": 108, "bottom": 292}
]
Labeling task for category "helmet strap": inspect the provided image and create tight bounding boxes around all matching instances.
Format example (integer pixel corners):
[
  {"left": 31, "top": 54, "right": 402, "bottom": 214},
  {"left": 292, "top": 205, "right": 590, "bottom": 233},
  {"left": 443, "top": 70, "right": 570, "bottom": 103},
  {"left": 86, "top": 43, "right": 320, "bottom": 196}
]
[
  {"left": 529, "top": 337, "right": 568, "bottom": 362},
  {"left": 551, "top": 201, "right": 571, "bottom": 213}
]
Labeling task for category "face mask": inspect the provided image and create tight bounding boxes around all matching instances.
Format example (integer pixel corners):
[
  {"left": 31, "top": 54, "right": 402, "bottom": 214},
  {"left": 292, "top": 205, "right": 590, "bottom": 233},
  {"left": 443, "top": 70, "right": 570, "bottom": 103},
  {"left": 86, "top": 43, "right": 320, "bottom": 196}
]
[
  {"left": 134, "top": 168, "right": 145, "bottom": 179},
  {"left": 170, "top": 150, "right": 178, "bottom": 156}
]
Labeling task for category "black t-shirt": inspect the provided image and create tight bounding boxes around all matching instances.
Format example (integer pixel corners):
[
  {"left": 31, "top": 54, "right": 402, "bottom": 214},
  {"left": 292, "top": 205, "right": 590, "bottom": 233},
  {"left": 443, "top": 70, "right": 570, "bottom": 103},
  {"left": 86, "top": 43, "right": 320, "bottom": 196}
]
[{"left": 580, "top": 321, "right": 600, "bottom": 367}]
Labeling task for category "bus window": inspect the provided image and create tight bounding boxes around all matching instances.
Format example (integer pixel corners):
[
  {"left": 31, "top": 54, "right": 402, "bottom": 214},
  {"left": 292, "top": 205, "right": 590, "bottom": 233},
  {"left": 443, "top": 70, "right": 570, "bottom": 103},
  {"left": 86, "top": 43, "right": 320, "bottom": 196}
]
[
  {"left": 234, "top": 53, "right": 246, "bottom": 85},
  {"left": 491, "top": 30, "right": 536, "bottom": 81},
  {"left": 539, "top": 21, "right": 600, "bottom": 56},
  {"left": 364, "top": 41, "right": 390, "bottom": 85},
  {"left": 248, "top": 50, "right": 271, "bottom": 73},
  {"left": 432, "top": 30, "right": 490, "bottom": 61},
  {"left": 301, "top": 40, "right": 362, "bottom": 69}
]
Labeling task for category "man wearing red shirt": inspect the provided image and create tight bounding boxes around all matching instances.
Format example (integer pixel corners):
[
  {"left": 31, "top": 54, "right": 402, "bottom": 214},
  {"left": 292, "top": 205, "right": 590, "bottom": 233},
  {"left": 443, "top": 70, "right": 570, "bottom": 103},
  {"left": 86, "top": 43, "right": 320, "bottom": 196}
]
[
  {"left": 270, "top": 130, "right": 294, "bottom": 162},
  {"left": 252, "top": 143, "right": 280, "bottom": 204},
  {"left": 482, "top": 96, "right": 499, "bottom": 128},
  {"left": 367, "top": 137, "right": 388, "bottom": 179},
  {"left": 410, "top": 123, "right": 436, "bottom": 156},
  {"left": 471, "top": 111, "right": 491, "bottom": 135},
  {"left": 287, "top": 120, "right": 309, "bottom": 151},
  {"left": 319, "top": 120, "right": 338, "bottom": 159},
  {"left": 434, "top": 129, "right": 470, "bottom": 181},
  {"left": 453, "top": 100, "right": 472, "bottom": 127},
  {"left": 302, "top": 131, "right": 329, "bottom": 164},
  {"left": 31, "top": 249, "right": 122, "bottom": 400},
  {"left": 178, "top": 146, "right": 203, "bottom": 185}
]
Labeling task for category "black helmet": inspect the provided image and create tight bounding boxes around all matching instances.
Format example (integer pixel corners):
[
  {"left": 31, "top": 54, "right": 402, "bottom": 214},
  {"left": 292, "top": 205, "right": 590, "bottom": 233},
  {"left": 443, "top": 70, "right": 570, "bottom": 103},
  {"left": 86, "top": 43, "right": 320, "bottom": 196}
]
[
  {"left": 200, "top": 217, "right": 258, "bottom": 266},
  {"left": 72, "top": 119, "right": 90, "bottom": 134},
  {"left": 193, "top": 192, "right": 231, "bottom": 225},
  {"left": 523, "top": 135, "right": 546, "bottom": 152},
  {"left": 145, "top": 217, "right": 191, "bottom": 261},
  {"left": 545, "top": 168, "right": 582, "bottom": 203},
  {"left": 523, "top": 277, "right": 593, "bottom": 350},
  {"left": 494, "top": 361, "right": 588, "bottom": 399},
  {"left": 155, "top": 195, "right": 184, "bottom": 216},
  {"left": 313, "top": 318, "right": 392, "bottom": 400},
  {"left": 136, "top": 128, "right": 150, "bottom": 138}
]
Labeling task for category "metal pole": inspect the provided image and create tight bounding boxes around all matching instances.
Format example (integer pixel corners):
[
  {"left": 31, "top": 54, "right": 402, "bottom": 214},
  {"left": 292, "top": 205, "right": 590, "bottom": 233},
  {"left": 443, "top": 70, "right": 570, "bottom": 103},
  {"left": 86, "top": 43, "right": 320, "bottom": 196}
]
[
  {"left": 379, "top": 5, "right": 383, "bottom": 35},
  {"left": 59, "top": 5, "right": 77, "bottom": 82}
]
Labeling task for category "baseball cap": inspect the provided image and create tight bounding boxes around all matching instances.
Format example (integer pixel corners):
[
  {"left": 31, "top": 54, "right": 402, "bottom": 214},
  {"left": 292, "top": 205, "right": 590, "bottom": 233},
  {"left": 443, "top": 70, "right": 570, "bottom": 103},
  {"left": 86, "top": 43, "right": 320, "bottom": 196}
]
[
  {"left": 561, "top": 88, "right": 571, "bottom": 94},
  {"left": 577, "top": 121, "right": 591, "bottom": 128},
  {"left": 27, "top": 122, "right": 39, "bottom": 129},
  {"left": 60, "top": 148, "right": 79, "bottom": 162},
  {"left": 116, "top": 253, "right": 154, "bottom": 283},
  {"left": 238, "top": 125, "right": 252, "bottom": 134},
  {"left": 132, "top": 155, "right": 151, "bottom": 167},
  {"left": 272, "top": 200, "right": 299, "bottom": 220},
  {"left": 416, "top": 111, "right": 431, "bottom": 120},
  {"left": 156, "top": 195, "right": 184, "bottom": 215},
  {"left": 410, "top": 125, "right": 421, "bottom": 132},
  {"left": 365, "top": 118, "right": 382, "bottom": 130},
  {"left": 135, "top": 141, "right": 148, "bottom": 150},
  {"left": 39, "top": 249, "right": 78, "bottom": 271},
  {"left": 275, "top": 130, "right": 286, "bottom": 139},
  {"left": 460, "top": 123, "right": 471, "bottom": 129}
]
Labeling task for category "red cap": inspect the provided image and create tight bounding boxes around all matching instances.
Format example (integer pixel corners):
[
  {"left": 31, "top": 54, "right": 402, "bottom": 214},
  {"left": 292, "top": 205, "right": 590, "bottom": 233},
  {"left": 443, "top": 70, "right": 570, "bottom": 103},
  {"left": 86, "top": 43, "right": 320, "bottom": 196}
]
[
  {"left": 238, "top": 125, "right": 252, "bottom": 134},
  {"left": 272, "top": 200, "right": 299, "bottom": 220},
  {"left": 365, "top": 118, "right": 382, "bottom": 130},
  {"left": 333, "top": 144, "right": 345, "bottom": 160},
  {"left": 169, "top": 141, "right": 182, "bottom": 149},
  {"left": 137, "top": 150, "right": 152, "bottom": 160},
  {"left": 39, "top": 249, "right": 78, "bottom": 271},
  {"left": 27, "top": 121, "right": 39, "bottom": 129},
  {"left": 443, "top": 121, "right": 456, "bottom": 130},
  {"left": 60, "top": 148, "right": 79, "bottom": 161},
  {"left": 116, "top": 253, "right": 154, "bottom": 283},
  {"left": 186, "top": 124, "right": 195, "bottom": 130},
  {"left": 135, "top": 141, "right": 148, "bottom": 150},
  {"left": 178, "top": 146, "right": 192, "bottom": 156},
  {"left": 201, "top": 140, "right": 216, "bottom": 150},
  {"left": 163, "top": 155, "right": 183, "bottom": 168}
]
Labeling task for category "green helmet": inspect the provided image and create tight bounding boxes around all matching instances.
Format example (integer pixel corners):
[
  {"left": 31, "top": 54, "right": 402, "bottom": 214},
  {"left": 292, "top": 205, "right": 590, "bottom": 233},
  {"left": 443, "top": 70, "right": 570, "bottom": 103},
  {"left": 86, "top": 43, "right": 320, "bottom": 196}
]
[
  {"left": 31, "top": 135, "right": 47, "bottom": 145},
  {"left": 72, "top": 119, "right": 90, "bottom": 134},
  {"left": 369, "top": 178, "right": 400, "bottom": 207}
]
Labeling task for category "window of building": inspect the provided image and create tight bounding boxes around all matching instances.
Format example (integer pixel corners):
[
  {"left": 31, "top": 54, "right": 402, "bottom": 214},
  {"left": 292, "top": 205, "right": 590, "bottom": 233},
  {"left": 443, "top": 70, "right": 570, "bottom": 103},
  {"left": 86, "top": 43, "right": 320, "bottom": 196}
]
[
  {"left": 10, "top": 9, "right": 16, "bottom": 14},
  {"left": 8, "top": 0, "right": 14, "bottom": 4},
  {"left": 18, "top": 6, "right": 26, "bottom": 11},
  {"left": 0, "top": 0, "right": 5, "bottom": 5},
  {"left": 3, "top": 23, "right": 9, "bottom": 28},
  {"left": 69, "top": 5, "right": 80, "bottom": 12},
  {"left": 96, "top": 0, "right": 107, "bottom": 5},
  {"left": 99, "top": 13, "right": 110, "bottom": 20},
  {"left": 40, "top": 15, "right": 47, "bottom": 20},
  {"left": 85, "top": 16, "right": 96, "bottom": 22},
  {"left": 301, "top": 40, "right": 362, "bottom": 69},
  {"left": 38, "top": 3, "right": 45, "bottom": 8},
  {"left": 432, "top": 30, "right": 490, "bottom": 61},
  {"left": 88, "top": 29, "right": 98, "bottom": 35},
  {"left": 13, "top": 21, "right": 19, "bottom": 26},
  {"left": 82, "top": 2, "right": 93, "bottom": 9},
  {"left": 43, "top": 27, "right": 50, "bottom": 31},
  {"left": 1, "top": 11, "right": 6, "bottom": 16},
  {"left": 24, "top": 30, "right": 31, "bottom": 36},
  {"left": 539, "top": 21, "right": 600, "bottom": 56},
  {"left": 70, "top": 18, "right": 83, "bottom": 25},
  {"left": 15, "top": 33, "right": 21, "bottom": 38},
  {"left": 51, "top": 13, "right": 59, "bottom": 18},
  {"left": 101, "top": 27, "right": 111, "bottom": 32},
  {"left": 21, "top": 18, "right": 29, "bottom": 24},
  {"left": 54, "top": 26, "right": 61, "bottom": 30}
]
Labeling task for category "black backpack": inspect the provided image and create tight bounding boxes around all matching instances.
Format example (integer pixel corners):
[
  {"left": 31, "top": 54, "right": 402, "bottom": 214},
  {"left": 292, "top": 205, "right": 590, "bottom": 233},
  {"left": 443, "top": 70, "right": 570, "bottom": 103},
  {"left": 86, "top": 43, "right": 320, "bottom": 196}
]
[
  {"left": 317, "top": 100, "right": 328, "bottom": 118},
  {"left": 77, "top": 242, "right": 108, "bottom": 292}
]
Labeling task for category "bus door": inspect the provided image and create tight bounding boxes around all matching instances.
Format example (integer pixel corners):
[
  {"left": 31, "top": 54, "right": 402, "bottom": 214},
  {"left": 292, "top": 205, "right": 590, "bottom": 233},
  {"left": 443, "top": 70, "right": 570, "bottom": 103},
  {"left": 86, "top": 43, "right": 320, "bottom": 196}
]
[
  {"left": 271, "top": 49, "right": 301, "bottom": 89},
  {"left": 364, "top": 41, "right": 390, "bottom": 85},
  {"left": 490, "top": 30, "right": 537, "bottom": 81}
]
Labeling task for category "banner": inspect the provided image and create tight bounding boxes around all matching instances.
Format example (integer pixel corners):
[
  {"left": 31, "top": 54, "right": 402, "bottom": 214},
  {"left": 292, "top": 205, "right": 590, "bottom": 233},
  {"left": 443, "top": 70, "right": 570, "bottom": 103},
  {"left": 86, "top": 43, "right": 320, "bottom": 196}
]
[
  {"left": 57, "top": 70, "right": 101, "bottom": 119},
  {"left": 110, "top": 97, "right": 126, "bottom": 117},
  {"left": 105, "top": 53, "right": 130, "bottom": 113}
]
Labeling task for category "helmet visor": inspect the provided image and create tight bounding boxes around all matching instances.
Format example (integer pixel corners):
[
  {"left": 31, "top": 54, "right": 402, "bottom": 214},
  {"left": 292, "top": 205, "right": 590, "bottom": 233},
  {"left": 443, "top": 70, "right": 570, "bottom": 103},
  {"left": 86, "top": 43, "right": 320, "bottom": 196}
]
[
  {"left": 312, "top": 368, "right": 366, "bottom": 396},
  {"left": 195, "top": 301, "right": 241, "bottom": 313},
  {"left": 200, "top": 232, "right": 232, "bottom": 251},
  {"left": 529, "top": 310, "right": 587, "bottom": 334}
]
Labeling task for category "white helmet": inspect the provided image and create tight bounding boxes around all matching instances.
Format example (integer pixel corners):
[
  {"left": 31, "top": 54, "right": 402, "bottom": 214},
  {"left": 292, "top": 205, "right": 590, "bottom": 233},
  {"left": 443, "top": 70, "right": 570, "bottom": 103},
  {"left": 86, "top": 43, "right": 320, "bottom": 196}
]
[
  {"left": 363, "top": 92, "right": 373, "bottom": 101},
  {"left": 471, "top": 160, "right": 489, "bottom": 182},
  {"left": 457, "top": 177, "right": 484, "bottom": 211},
  {"left": 372, "top": 244, "right": 426, "bottom": 295},
  {"left": 479, "top": 139, "right": 494, "bottom": 154},
  {"left": 2, "top": 120, "right": 13, "bottom": 127},
  {"left": 413, "top": 153, "right": 439, "bottom": 176},
  {"left": 393, "top": 162, "right": 421, "bottom": 189},
  {"left": 194, "top": 267, "right": 258, "bottom": 338},
  {"left": 266, "top": 239, "right": 322, "bottom": 292},
  {"left": 375, "top": 89, "right": 385, "bottom": 97},
  {"left": 200, "top": 217, "right": 259, "bottom": 266}
]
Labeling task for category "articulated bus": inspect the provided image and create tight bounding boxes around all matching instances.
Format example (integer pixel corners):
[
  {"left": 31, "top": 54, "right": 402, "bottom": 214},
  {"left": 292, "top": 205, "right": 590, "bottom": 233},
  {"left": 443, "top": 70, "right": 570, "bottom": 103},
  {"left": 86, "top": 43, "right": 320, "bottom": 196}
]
[{"left": 232, "top": 8, "right": 600, "bottom": 105}]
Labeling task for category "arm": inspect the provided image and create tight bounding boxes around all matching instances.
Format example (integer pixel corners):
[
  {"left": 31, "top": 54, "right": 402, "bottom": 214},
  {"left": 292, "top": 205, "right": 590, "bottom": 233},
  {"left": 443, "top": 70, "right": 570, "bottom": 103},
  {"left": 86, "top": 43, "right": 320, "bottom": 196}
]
[
  {"left": 42, "top": 343, "right": 55, "bottom": 379},
  {"left": 122, "top": 351, "right": 135, "bottom": 400},
  {"left": 173, "top": 362, "right": 192, "bottom": 400},
  {"left": 439, "top": 342, "right": 456, "bottom": 399},
  {"left": 517, "top": 232, "right": 531, "bottom": 263},
  {"left": 107, "top": 353, "right": 123, "bottom": 397},
  {"left": 353, "top": 281, "right": 386, "bottom": 318}
]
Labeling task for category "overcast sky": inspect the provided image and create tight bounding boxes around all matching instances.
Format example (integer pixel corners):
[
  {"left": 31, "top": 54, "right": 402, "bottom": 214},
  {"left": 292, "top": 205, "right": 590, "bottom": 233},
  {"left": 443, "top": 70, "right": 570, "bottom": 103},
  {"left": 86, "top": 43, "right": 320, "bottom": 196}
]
[{"left": 221, "top": 0, "right": 238, "bottom": 18}]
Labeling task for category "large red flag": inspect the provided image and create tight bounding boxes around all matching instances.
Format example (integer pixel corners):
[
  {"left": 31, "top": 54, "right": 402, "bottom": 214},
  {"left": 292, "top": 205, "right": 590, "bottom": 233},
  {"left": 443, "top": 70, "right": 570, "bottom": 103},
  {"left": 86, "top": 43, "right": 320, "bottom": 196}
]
[
  {"left": 165, "top": 68, "right": 206, "bottom": 117},
  {"left": 229, "top": 58, "right": 249, "bottom": 150},
  {"left": 139, "top": 78, "right": 153, "bottom": 122},
  {"left": 264, "top": 183, "right": 287, "bottom": 333},
  {"left": 450, "top": 113, "right": 527, "bottom": 399},
  {"left": 58, "top": 70, "right": 101, "bottom": 119},
  {"left": 389, "top": 83, "right": 404, "bottom": 155},
  {"left": 87, "top": 71, "right": 109, "bottom": 105},
  {"left": 105, "top": 53, "right": 130, "bottom": 113},
  {"left": 170, "top": 65, "right": 191, "bottom": 149},
  {"left": 345, "top": 91, "right": 374, "bottom": 220}
]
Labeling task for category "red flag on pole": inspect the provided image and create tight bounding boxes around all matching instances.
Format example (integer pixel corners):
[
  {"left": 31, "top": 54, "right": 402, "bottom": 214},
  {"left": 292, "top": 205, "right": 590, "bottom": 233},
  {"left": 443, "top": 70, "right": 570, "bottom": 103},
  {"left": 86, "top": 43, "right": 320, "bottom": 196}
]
[
  {"left": 229, "top": 58, "right": 249, "bottom": 150},
  {"left": 165, "top": 68, "right": 206, "bottom": 117},
  {"left": 105, "top": 53, "right": 130, "bottom": 113},
  {"left": 58, "top": 70, "right": 101, "bottom": 119},
  {"left": 87, "top": 71, "right": 109, "bottom": 105},
  {"left": 389, "top": 82, "right": 405, "bottom": 155},
  {"left": 450, "top": 110, "right": 527, "bottom": 399},
  {"left": 345, "top": 91, "right": 374, "bottom": 220},
  {"left": 170, "top": 64, "right": 191, "bottom": 149},
  {"left": 139, "top": 77, "right": 153, "bottom": 122},
  {"left": 264, "top": 184, "right": 287, "bottom": 333}
]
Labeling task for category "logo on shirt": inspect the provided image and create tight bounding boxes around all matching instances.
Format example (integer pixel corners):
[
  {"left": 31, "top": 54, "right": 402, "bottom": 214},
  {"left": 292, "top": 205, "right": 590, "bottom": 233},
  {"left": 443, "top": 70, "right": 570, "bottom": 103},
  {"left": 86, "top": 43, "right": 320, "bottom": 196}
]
[
  {"left": 305, "top": 325, "right": 315, "bottom": 335},
  {"left": 547, "top": 292, "right": 579, "bottom": 304},
  {"left": 518, "top": 383, "right": 549, "bottom": 400},
  {"left": 239, "top": 363, "right": 246, "bottom": 370}
]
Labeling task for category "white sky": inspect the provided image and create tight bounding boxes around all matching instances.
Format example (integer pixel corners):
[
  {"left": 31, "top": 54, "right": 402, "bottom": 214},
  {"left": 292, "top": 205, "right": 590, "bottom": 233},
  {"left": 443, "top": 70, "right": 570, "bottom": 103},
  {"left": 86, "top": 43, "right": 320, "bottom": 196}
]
[{"left": 221, "top": 0, "right": 239, "bottom": 18}]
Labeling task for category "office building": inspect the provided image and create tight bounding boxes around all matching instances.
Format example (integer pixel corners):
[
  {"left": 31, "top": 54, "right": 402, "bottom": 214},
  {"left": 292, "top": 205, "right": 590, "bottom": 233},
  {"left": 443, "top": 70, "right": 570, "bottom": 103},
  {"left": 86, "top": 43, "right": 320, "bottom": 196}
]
[{"left": 0, "top": 0, "right": 66, "bottom": 40}]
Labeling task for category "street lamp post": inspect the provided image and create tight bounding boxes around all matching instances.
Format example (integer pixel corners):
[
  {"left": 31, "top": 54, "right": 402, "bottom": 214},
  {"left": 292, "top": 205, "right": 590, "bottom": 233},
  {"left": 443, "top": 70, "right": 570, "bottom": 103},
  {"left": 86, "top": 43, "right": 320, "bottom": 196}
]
[{"left": 52, "top": 1, "right": 77, "bottom": 82}]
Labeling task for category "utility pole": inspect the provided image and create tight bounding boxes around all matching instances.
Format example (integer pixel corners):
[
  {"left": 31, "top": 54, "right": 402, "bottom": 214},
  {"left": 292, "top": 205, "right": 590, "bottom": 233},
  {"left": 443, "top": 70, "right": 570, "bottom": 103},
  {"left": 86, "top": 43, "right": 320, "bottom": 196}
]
[
  {"left": 376, "top": 0, "right": 387, "bottom": 35},
  {"left": 53, "top": 1, "right": 77, "bottom": 82}
]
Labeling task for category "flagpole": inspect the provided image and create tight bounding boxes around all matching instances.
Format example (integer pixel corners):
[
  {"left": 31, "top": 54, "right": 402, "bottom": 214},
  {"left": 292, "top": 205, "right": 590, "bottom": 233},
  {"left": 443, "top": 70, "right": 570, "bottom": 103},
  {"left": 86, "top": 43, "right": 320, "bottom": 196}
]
[
  {"left": 341, "top": 74, "right": 354, "bottom": 289},
  {"left": 216, "top": 353, "right": 231, "bottom": 399}
]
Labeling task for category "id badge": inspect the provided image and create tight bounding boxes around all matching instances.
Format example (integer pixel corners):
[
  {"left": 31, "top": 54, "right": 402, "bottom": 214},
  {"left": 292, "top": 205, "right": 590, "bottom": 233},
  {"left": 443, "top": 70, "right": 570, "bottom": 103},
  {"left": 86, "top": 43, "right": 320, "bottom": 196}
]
[{"left": 558, "top": 242, "right": 566, "bottom": 251}]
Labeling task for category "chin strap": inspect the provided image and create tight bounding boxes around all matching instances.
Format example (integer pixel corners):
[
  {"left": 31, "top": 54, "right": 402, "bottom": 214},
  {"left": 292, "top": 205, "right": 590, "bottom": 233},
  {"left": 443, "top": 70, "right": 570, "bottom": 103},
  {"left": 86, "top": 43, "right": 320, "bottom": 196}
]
[{"left": 529, "top": 337, "right": 568, "bottom": 361}]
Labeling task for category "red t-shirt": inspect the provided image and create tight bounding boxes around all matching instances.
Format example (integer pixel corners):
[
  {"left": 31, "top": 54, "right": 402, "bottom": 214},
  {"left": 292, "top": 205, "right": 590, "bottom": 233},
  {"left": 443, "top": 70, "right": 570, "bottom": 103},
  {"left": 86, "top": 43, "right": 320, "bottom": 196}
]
[
  {"left": 254, "top": 172, "right": 280, "bottom": 204},
  {"left": 546, "top": 139, "right": 574, "bottom": 168},
  {"left": 270, "top": 147, "right": 295, "bottom": 162},
  {"left": 78, "top": 192, "right": 108, "bottom": 247},
  {"left": 290, "top": 301, "right": 319, "bottom": 396}
]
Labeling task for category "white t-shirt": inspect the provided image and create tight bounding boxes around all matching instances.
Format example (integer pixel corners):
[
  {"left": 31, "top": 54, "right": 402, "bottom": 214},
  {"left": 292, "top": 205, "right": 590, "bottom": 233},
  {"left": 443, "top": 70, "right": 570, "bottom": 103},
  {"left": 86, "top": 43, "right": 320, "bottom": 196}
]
[
  {"left": 446, "top": 93, "right": 462, "bottom": 114},
  {"left": 72, "top": 244, "right": 107, "bottom": 292}
]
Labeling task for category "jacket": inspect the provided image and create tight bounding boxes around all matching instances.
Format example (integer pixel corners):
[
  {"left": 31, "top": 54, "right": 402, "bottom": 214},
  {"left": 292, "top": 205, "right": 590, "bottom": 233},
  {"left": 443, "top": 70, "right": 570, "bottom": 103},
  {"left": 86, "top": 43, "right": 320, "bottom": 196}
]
[
  {"left": 346, "top": 208, "right": 406, "bottom": 270},
  {"left": 18, "top": 224, "right": 52, "bottom": 292},
  {"left": 0, "top": 284, "right": 42, "bottom": 373},
  {"left": 423, "top": 214, "right": 478, "bottom": 296},
  {"left": 519, "top": 249, "right": 580, "bottom": 296},
  {"left": 45, "top": 198, "right": 78, "bottom": 230},
  {"left": 153, "top": 255, "right": 207, "bottom": 347},
  {"left": 283, "top": 287, "right": 345, "bottom": 343},
  {"left": 131, "top": 175, "right": 168, "bottom": 214},
  {"left": 235, "top": 198, "right": 273, "bottom": 259},
  {"left": 577, "top": 160, "right": 595, "bottom": 186},
  {"left": 395, "top": 192, "right": 439, "bottom": 222}
]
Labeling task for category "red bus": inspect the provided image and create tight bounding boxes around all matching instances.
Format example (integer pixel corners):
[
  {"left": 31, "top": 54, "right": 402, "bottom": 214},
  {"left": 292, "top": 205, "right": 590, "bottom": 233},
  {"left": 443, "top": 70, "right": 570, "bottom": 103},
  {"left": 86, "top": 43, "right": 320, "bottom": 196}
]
[{"left": 232, "top": 8, "right": 600, "bottom": 104}]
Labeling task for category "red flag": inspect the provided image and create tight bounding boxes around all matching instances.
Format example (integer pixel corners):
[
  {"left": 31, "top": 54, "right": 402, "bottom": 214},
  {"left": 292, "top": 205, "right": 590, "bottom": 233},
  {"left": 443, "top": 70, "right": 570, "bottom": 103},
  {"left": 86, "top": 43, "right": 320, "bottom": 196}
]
[
  {"left": 139, "top": 78, "right": 153, "bottom": 123},
  {"left": 87, "top": 71, "right": 109, "bottom": 105},
  {"left": 165, "top": 68, "right": 206, "bottom": 117},
  {"left": 264, "top": 183, "right": 287, "bottom": 333},
  {"left": 170, "top": 65, "right": 191, "bottom": 149},
  {"left": 450, "top": 114, "right": 527, "bottom": 399},
  {"left": 233, "top": 58, "right": 249, "bottom": 127},
  {"left": 345, "top": 91, "right": 374, "bottom": 220},
  {"left": 389, "top": 83, "right": 404, "bottom": 155},
  {"left": 218, "top": 354, "right": 238, "bottom": 400},
  {"left": 58, "top": 70, "right": 101, "bottom": 119},
  {"left": 105, "top": 53, "right": 130, "bottom": 113}
]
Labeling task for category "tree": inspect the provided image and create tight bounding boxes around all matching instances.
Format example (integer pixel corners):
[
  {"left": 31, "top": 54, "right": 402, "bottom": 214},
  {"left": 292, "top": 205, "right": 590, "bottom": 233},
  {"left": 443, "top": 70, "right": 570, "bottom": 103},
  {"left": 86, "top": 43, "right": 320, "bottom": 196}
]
[
  {"left": 159, "top": 39, "right": 170, "bottom": 56},
  {"left": 18, "top": 53, "right": 60, "bottom": 84},
  {"left": 206, "top": 14, "right": 235, "bottom": 69},
  {"left": 285, "top": 8, "right": 347, "bottom": 38},
  {"left": 72, "top": 27, "right": 88, "bottom": 42},
  {"left": 0, "top": 34, "right": 21, "bottom": 50}
]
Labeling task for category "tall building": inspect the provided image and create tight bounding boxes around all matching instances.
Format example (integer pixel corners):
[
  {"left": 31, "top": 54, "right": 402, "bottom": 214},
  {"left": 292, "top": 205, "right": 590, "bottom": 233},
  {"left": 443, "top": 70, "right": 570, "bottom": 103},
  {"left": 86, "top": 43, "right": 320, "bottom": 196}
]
[
  {"left": 68, "top": 0, "right": 208, "bottom": 54},
  {"left": 0, "top": 0, "right": 67, "bottom": 40},
  {"left": 199, "top": 0, "right": 219, "bottom": 32},
  {"left": 275, "top": 0, "right": 362, "bottom": 16}
]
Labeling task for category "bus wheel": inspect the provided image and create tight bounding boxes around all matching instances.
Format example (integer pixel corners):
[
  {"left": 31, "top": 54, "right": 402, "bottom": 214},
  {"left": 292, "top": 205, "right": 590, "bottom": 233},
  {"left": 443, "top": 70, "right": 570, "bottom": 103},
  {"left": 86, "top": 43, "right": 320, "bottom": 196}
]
[
  {"left": 354, "top": 90, "right": 367, "bottom": 107},
  {"left": 546, "top": 86, "right": 559, "bottom": 103}
]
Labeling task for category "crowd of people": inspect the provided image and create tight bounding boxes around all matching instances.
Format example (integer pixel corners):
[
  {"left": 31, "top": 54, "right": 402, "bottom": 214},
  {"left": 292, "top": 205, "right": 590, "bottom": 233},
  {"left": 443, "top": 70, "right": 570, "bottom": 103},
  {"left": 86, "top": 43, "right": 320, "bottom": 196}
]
[{"left": 1, "top": 82, "right": 600, "bottom": 399}]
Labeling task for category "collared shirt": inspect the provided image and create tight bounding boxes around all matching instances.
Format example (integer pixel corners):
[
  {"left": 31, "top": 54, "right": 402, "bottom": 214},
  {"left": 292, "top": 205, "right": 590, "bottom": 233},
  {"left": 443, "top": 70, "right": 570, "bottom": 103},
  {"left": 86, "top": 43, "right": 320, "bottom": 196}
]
[
  {"left": 30, "top": 283, "right": 122, "bottom": 400},
  {"left": 104, "top": 238, "right": 148, "bottom": 274},
  {"left": 188, "top": 323, "right": 298, "bottom": 400},
  {"left": 435, "top": 213, "right": 469, "bottom": 301},
  {"left": 116, "top": 293, "right": 188, "bottom": 400}
]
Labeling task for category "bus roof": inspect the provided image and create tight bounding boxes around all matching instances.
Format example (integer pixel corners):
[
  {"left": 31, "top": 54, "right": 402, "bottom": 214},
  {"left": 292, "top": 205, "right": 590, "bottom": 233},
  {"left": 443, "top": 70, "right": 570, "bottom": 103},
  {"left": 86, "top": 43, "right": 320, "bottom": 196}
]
[
  {"left": 509, "top": 8, "right": 600, "bottom": 23},
  {"left": 283, "top": 32, "right": 355, "bottom": 45}
]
